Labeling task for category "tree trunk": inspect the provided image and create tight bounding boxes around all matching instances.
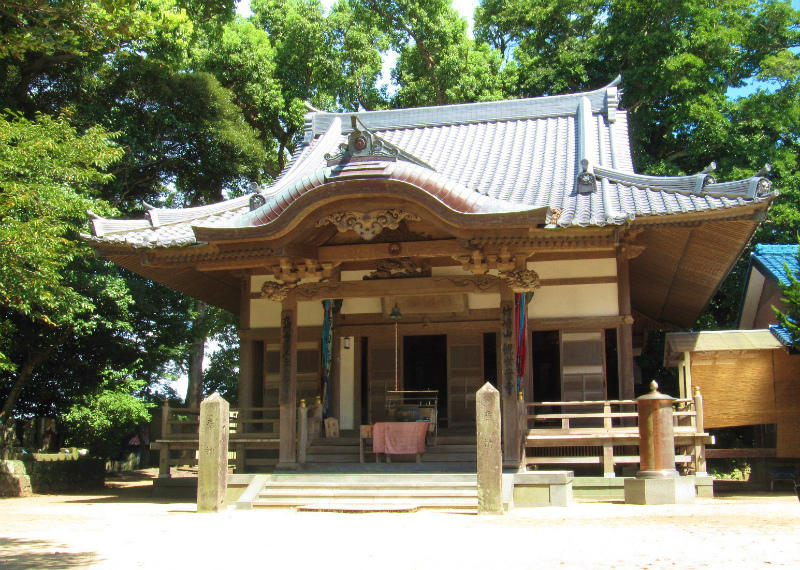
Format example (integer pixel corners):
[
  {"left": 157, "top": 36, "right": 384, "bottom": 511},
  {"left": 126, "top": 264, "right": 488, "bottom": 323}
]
[
  {"left": 0, "top": 343, "right": 55, "bottom": 423},
  {"left": 186, "top": 300, "right": 208, "bottom": 408}
]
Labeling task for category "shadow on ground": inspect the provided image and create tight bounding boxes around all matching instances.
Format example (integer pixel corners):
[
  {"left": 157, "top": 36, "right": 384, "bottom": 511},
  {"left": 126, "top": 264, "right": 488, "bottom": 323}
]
[
  {"left": 56, "top": 469, "right": 194, "bottom": 505},
  {"left": 0, "top": 538, "right": 99, "bottom": 569}
]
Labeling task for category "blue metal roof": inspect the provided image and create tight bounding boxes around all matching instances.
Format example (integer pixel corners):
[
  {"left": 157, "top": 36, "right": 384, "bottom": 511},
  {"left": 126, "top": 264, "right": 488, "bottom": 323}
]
[
  {"left": 769, "top": 324, "right": 795, "bottom": 348},
  {"left": 752, "top": 244, "right": 800, "bottom": 286}
]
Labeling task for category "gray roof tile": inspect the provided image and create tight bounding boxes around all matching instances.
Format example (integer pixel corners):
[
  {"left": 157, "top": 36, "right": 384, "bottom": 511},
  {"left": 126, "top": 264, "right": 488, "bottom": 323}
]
[{"left": 89, "top": 80, "right": 774, "bottom": 247}]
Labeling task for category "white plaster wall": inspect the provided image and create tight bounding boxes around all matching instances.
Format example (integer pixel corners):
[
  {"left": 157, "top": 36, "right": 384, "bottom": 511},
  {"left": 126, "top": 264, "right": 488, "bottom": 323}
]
[
  {"left": 739, "top": 269, "right": 766, "bottom": 329},
  {"left": 529, "top": 258, "right": 616, "bottom": 279},
  {"left": 468, "top": 293, "right": 500, "bottom": 309},
  {"left": 298, "top": 301, "right": 324, "bottom": 326},
  {"left": 338, "top": 337, "right": 355, "bottom": 430},
  {"left": 250, "top": 298, "right": 281, "bottom": 328},
  {"left": 528, "top": 283, "right": 619, "bottom": 318},
  {"left": 250, "top": 275, "right": 275, "bottom": 294}
]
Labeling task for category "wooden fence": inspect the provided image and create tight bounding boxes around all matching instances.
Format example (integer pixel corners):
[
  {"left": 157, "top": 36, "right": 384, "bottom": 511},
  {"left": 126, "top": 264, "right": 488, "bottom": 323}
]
[
  {"left": 151, "top": 402, "right": 281, "bottom": 477},
  {"left": 522, "top": 389, "right": 711, "bottom": 477}
]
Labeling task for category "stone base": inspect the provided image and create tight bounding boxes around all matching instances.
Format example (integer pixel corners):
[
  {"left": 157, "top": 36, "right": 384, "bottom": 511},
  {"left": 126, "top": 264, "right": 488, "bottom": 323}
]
[
  {"left": 512, "top": 471, "right": 573, "bottom": 507},
  {"left": 624, "top": 477, "right": 695, "bottom": 505},
  {"left": 0, "top": 460, "right": 32, "bottom": 497}
]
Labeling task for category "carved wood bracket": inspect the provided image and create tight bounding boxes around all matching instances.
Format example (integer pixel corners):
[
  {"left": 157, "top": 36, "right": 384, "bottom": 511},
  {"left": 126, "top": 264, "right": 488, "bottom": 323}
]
[
  {"left": 260, "top": 281, "right": 293, "bottom": 302},
  {"left": 452, "top": 246, "right": 522, "bottom": 274},
  {"left": 499, "top": 268, "right": 541, "bottom": 293},
  {"left": 315, "top": 209, "right": 421, "bottom": 241}
]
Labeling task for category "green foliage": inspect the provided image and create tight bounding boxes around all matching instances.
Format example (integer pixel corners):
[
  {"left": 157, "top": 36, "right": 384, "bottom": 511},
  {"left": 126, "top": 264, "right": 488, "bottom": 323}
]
[
  {"left": 61, "top": 375, "right": 153, "bottom": 459},
  {"left": 349, "top": 0, "right": 506, "bottom": 107},
  {"left": 0, "top": 111, "right": 123, "bottom": 371}
]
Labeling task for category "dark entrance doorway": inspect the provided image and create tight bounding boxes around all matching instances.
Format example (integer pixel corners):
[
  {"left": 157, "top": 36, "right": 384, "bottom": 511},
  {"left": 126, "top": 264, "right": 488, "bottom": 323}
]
[{"left": 403, "top": 335, "right": 447, "bottom": 419}]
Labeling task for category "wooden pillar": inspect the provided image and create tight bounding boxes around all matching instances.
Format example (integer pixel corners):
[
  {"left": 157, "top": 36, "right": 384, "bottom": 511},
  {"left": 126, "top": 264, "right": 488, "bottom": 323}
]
[
  {"left": 617, "top": 246, "right": 635, "bottom": 399},
  {"left": 278, "top": 296, "right": 298, "bottom": 466},
  {"left": 238, "top": 279, "right": 254, "bottom": 432},
  {"left": 499, "top": 287, "right": 520, "bottom": 466}
]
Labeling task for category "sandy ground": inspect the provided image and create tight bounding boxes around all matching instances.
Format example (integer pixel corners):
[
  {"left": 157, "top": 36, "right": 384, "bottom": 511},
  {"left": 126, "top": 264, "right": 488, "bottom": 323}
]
[{"left": 1, "top": 472, "right": 799, "bottom": 569}]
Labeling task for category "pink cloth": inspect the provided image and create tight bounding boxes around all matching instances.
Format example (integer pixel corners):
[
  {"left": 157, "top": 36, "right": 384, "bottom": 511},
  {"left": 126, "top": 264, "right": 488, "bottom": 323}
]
[{"left": 372, "top": 422, "right": 428, "bottom": 455}]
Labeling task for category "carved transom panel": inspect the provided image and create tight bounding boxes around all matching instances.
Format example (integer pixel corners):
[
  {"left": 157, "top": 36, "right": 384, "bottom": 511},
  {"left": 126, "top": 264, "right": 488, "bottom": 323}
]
[{"left": 315, "top": 209, "right": 421, "bottom": 241}]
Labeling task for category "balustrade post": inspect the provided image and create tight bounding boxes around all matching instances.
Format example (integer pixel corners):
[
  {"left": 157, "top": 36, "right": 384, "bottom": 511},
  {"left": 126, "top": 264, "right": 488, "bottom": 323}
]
[
  {"left": 602, "top": 402, "right": 614, "bottom": 477},
  {"left": 158, "top": 400, "right": 171, "bottom": 478},
  {"left": 298, "top": 399, "right": 308, "bottom": 465},
  {"left": 693, "top": 386, "right": 707, "bottom": 476}
]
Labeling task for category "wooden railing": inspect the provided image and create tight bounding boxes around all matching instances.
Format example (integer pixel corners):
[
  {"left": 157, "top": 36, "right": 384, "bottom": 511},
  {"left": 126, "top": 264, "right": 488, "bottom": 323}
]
[
  {"left": 152, "top": 402, "right": 281, "bottom": 477},
  {"left": 522, "top": 388, "right": 711, "bottom": 477}
]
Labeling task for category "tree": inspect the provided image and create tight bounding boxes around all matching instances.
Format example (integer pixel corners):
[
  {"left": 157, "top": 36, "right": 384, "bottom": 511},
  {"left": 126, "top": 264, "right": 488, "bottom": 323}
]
[
  {"left": 0, "top": 1, "right": 254, "bottom": 421},
  {"left": 61, "top": 374, "right": 154, "bottom": 459},
  {"left": 349, "top": 0, "right": 507, "bottom": 107},
  {"left": 0, "top": 111, "right": 128, "bottom": 421}
]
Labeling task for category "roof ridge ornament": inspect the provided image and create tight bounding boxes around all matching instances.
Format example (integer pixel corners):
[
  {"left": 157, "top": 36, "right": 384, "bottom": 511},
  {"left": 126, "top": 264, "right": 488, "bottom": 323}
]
[
  {"left": 577, "top": 158, "right": 598, "bottom": 194},
  {"left": 324, "top": 116, "right": 435, "bottom": 170}
]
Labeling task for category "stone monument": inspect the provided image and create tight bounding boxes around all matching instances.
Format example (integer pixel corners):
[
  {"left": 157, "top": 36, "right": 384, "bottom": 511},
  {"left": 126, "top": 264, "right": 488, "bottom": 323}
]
[
  {"left": 197, "top": 393, "right": 229, "bottom": 513},
  {"left": 476, "top": 382, "right": 503, "bottom": 514}
]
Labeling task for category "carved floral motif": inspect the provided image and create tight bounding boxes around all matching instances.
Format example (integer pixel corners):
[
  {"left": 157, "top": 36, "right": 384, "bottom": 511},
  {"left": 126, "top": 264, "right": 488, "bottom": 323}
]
[
  {"left": 315, "top": 209, "right": 421, "bottom": 240},
  {"left": 500, "top": 268, "right": 541, "bottom": 293},
  {"left": 363, "top": 257, "right": 431, "bottom": 280},
  {"left": 260, "top": 281, "right": 292, "bottom": 302}
]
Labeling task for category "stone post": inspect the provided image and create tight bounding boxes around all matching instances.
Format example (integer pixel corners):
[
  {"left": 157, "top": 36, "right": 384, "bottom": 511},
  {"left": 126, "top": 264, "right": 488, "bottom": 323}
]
[
  {"left": 297, "top": 399, "right": 308, "bottom": 465},
  {"left": 197, "top": 393, "right": 229, "bottom": 513},
  {"left": 476, "top": 382, "right": 503, "bottom": 514}
]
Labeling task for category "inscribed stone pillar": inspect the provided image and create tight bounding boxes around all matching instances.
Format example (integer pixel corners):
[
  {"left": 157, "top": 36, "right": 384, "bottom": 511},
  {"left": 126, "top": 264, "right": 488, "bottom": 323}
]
[
  {"left": 499, "top": 290, "right": 520, "bottom": 464},
  {"left": 278, "top": 298, "right": 298, "bottom": 465},
  {"left": 197, "top": 393, "right": 229, "bottom": 513},
  {"left": 476, "top": 382, "right": 503, "bottom": 515}
]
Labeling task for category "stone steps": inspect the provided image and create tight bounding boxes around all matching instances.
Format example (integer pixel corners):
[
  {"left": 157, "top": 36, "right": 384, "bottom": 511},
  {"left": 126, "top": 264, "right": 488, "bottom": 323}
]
[{"left": 238, "top": 473, "right": 479, "bottom": 511}]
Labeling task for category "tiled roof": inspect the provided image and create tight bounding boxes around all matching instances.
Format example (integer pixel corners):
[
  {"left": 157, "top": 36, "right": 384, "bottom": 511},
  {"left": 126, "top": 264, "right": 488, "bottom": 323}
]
[
  {"left": 752, "top": 244, "right": 800, "bottom": 286},
  {"left": 87, "top": 78, "right": 776, "bottom": 248},
  {"left": 769, "top": 324, "right": 796, "bottom": 349}
]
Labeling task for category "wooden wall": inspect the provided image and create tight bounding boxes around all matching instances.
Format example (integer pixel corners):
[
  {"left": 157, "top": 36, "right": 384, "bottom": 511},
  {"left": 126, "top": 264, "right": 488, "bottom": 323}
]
[
  {"left": 772, "top": 350, "right": 800, "bottom": 458},
  {"left": 690, "top": 348, "right": 800, "bottom": 458},
  {"left": 690, "top": 352, "right": 776, "bottom": 428}
]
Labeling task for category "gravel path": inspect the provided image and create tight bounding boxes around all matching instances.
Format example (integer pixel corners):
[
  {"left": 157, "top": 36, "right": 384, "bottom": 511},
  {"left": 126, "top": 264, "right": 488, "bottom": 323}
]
[{"left": 1, "top": 479, "right": 798, "bottom": 569}]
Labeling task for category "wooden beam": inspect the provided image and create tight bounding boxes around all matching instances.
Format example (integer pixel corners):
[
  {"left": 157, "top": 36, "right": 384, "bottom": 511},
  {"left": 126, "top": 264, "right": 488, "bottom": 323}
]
[
  {"left": 318, "top": 239, "right": 465, "bottom": 262},
  {"left": 529, "top": 315, "right": 627, "bottom": 331},
  {"left": 249, "top": 275, "right": 618, "bottom": 301},
  {"left": 291, "top": 275, "right": 504, "bottom": 301}
]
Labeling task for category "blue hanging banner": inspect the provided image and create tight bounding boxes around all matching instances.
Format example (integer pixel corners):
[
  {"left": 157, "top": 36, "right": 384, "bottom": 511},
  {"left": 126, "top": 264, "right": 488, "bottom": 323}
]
[
  {"left": 321, "top": 299, "right": 333, "bottom": 418},
  {"left": 514, "top": 293, "right": 528, "bottom": 394}
]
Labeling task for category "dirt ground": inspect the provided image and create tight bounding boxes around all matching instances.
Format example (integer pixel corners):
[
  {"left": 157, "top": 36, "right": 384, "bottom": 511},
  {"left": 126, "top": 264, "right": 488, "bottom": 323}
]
[{"left": 1, "top": 470, "right": 798, "bottom": 569}]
